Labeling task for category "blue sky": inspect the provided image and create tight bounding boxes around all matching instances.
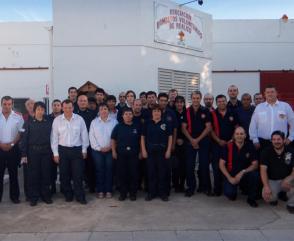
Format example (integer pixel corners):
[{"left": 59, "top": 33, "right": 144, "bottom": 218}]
[{"left": 0, "top": 0, "right": 293, "bottom": 21}]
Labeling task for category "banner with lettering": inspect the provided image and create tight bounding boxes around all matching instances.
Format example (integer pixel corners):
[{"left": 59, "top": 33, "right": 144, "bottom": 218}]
[{"left": 154, "top": 1, "right": 204, "bottom": 50}]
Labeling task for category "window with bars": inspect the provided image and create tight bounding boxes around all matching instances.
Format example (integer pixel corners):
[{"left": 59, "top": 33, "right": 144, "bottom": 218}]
[{"left": 158, "top": 68, "right": 200, "bottom": 104}]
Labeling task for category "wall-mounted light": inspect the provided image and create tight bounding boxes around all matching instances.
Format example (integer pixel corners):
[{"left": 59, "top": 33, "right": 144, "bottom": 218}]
[{"left": 179, "top": 0, "right": 204, "bottom": 7}]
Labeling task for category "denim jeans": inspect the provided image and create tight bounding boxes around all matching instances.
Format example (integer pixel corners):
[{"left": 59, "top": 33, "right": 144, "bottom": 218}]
[{"left": 92, "top": 150, "right": 113, "bottom": 193}]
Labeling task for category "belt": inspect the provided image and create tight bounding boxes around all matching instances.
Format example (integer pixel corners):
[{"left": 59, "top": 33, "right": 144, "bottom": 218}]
[{"left": 30, "top": 145, "right": 50, "bottom": 150}]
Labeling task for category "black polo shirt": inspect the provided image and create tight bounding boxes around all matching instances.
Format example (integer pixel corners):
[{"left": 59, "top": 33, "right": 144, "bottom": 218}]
[
  {"left": 182, "top": 105, "right": 211, "bottom": 139},
  {"left": 142, "top": 120, "right": 172, "bottom": 150},
  {"left": 221, "top": 142, "right": 257, "bottom": 176},
  {"left": 227, "top": 99, "right": 242, "bottom": 112},
  {"left": 20, "top": 116, "right": 53, "bottom": 157},
  {"left": 212, "top": 109, "right": 239, "bottom": 141},
  {"left": 235, "top": 106, "right": 255, "bottom": 137},
  {"left": 162, "top": 108, "right": 178, "bottom": 130},
  {"left": 75, "top": 108, "right": 96, "bottom": 131},
  {"left": 175, "top": 109, "right": 186, "bottom": 140},
  {"left": 261, "top": 146, "right": 294, "bottom": 180},
  {"left": 111, "top": 122, "right": 141, "bottom": 153}
]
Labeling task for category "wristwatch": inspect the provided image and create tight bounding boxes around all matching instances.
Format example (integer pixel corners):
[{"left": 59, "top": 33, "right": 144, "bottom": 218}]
[
  {"left": 242, "top": 169, "right": 247, "bottom": 174},
  {"left": 10, "top": 143, "right": 15, "bottom": 147}
]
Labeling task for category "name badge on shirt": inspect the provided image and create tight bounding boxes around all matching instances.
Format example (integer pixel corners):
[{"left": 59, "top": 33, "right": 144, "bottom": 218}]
[
  {"left": 160, "top": 124, "right": 166, "bottom": 131},
  {"left": 284, "top": 152, "right": 292, "bottom": 165},
  {"left": 278, "top": 110, "right": 287, "bottom": 120}
]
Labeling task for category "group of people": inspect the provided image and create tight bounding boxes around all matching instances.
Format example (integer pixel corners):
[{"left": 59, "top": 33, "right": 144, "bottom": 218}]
[{"left": 0, "top": 84, "right": 293, "bottom": 213}]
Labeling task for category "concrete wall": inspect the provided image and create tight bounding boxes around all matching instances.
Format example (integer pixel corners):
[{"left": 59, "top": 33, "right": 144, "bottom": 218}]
[
  {"left": 52, "top": 0, "right": 213, "bottom": 99},
  {"left": 212, "top": 19, "right": 294, "bottom": 98},
  {"left": 0, "top": 22, "right": 51, "bottom": 101}
]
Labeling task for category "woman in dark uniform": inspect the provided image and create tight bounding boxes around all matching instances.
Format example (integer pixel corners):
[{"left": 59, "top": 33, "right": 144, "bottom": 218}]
[
  {"left": 141, "top": 104, "right": 173, "bottom": 201},
  {"left": 111, "top": 108, "right": 141, "bottom": 201},
  {"left": 20, "top": 102, "right": 53, "bottom": 206}
]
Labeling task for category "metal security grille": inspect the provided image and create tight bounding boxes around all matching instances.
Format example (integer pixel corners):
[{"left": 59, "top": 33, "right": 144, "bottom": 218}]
[{"left": 158, "top": 68, "right": 200, "bottom": 104}]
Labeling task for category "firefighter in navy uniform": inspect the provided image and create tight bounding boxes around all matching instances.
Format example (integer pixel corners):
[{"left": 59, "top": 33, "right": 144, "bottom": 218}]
[
  {"left": 211, "top": 95, "right": 239, "bottom": 196},
  {"left": 20, "top": 102, "right": 53, "bottom": 206},
  {"left": 173, "top": 96, "right": 187, "bottom": 192},
  {"left": 141, "top": 104, "right": 173, "bottom": 201},
  {"left": 75, "top": 94, "right": 96, "bottom": 193},
  {"left": 111, "top": 108, "right": 141, "bottom": 201},
  {"left": 182, "top": 91, "right": 212, "bottom": 197},
  {"left": 158, "top": 93, "right": 178, "bottom": 195},
  {"left": 219, "top": 126, "right": 259, "bottom": 207},
  {"left": 132, "top": 99, "right": 149, "bottom": 191}
]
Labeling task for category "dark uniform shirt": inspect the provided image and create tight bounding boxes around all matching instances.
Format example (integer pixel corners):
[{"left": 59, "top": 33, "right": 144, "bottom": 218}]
[
  {"left": 211, "top": 109, "right": 239, "bottom": 141},
  {"left": 236, "top": 106, "right": 255, "bottom": 137},
  {"left": 182, "top": 105, "right": 211, "bottom": 139},
  {"left": 111, "top": 122, "right": 141, "bottom": 153},
  {"left": 221, "top": 141, "right": 257, "bottom": 176},
  {"left": 175, "top": 109, "right": 186, "bottom": 140},
  {"left": 20, "top": 116, "right": 53, "bottom": 157},
  {"left": 162, "top": 108, "right": 178, "bottom": 131},
  {"left": 261, "top": 145, "right": 294, "bottom": 180},
  {"left": 227, "top": 99, "right": 242, "bottom": 112},
  {"left": 75, "top": 108, "right": 96, "bottom": 131},
  {"left": 142, "top": 120, "right": 172, "bottom": 151}
]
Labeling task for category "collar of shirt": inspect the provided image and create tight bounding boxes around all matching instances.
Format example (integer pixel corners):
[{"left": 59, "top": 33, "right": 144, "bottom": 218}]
[
  {"left": 98, "top": 116, "right": 112, "bottom": 122},
  {"left": 265, "top": 100, "right": 279, "bottom": 107},
  {"left": 61, "top": 113, "right": 75, "bottom": 121}
]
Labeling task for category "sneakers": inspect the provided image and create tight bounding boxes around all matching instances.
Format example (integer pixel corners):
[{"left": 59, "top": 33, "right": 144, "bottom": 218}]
[
  {"left": 106, "top": 192, "right": 112, "bottom": 199},
  {"left": 97, "top": 192, "right": 104, "bottom": 199}
]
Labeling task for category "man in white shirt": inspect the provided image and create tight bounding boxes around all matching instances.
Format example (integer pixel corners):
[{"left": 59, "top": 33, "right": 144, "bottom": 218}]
[
  {"left": 51, "top": 99, "right": 89, "bottom": 204},
  {"left": 0, "top": 96, "right": 24, "bottom": 203},
  {"left": 249, "top": 85, "right": 294, "bottom": 150}
]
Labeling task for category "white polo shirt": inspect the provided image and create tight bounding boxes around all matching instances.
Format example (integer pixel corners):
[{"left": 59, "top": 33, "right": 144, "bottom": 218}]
[
  {"left": 0, "top": 111, "right": 24, "bottom": 144},
  {"left": 249, "top": 100, "right": 294, "bottom": 143}
]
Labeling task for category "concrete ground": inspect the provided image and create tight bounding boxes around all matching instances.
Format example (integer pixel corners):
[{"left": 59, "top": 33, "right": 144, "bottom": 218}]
[{"left": 0, "top": 175, "right": 294, "bottom": 241}]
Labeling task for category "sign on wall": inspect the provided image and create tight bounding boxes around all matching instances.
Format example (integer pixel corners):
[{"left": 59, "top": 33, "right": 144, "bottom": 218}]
[{"left": 154, "top": 1, "right": 204, "bottom": 51}]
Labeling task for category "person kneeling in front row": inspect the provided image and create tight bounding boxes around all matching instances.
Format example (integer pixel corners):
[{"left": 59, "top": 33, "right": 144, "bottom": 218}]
[
  {"left": 219, "top": 126, "right": 259, "bottom": 207},
  {"left": 260, "top": 130, "right": 294, "bottom": 214}
]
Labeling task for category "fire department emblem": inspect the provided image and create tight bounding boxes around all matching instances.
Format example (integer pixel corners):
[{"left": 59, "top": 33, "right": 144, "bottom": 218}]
[
  {"left": 133, "top": 129, "right": 137, "bottom": 134},
  {"left": 160, "top": 124, "right": 166, "bottom": 131},
  {"left": 284, "top": 152, "right": 292, "bottom": 165}
]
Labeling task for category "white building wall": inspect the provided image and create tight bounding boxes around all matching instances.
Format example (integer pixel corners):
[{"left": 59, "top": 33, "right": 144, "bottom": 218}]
[
  {"left": 212, "top": 19, "right": 294, "bottom": 98},
  {"left": 0, "top": 22, "right": 51, "bottom": 101},
  {"left": 52, "top": 0, "right": 213, "bottom": 99}
]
